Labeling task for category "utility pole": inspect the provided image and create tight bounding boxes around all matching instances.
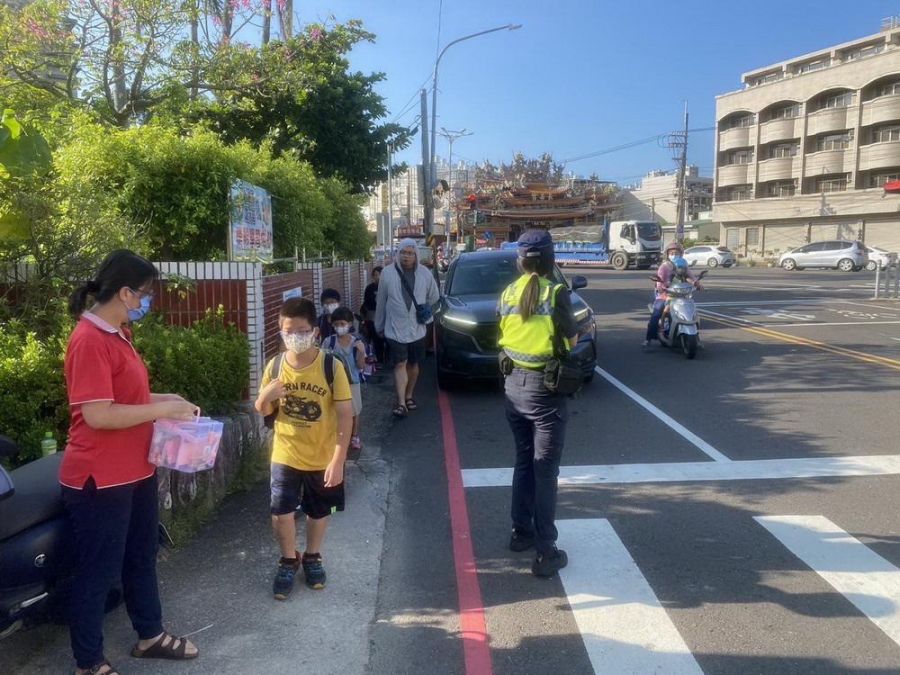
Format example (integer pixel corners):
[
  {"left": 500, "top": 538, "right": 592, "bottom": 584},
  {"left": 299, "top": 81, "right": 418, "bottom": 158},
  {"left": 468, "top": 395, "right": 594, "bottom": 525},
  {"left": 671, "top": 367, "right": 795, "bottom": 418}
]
[
  {"left": 386, "top": 142, "right": 394, "bottom": 255},
  {"left": 438, "top": 127, "right": 473, "bottom": 242},
  {"left": 420, "top": 89, "right": 433, "bottom": 236},
  {"left": 666, "top": 102, "right": 689, "bottom": 243}
]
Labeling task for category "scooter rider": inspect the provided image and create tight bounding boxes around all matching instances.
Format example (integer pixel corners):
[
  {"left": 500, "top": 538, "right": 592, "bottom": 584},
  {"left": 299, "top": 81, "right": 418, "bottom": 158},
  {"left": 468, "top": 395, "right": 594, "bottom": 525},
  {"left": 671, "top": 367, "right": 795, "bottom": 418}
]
[
  {"left": 498, "top": 229, "right": 578, "bottom": 578},
  {"left": 643, "top": 241, "right": 703, "bottom": 348}
]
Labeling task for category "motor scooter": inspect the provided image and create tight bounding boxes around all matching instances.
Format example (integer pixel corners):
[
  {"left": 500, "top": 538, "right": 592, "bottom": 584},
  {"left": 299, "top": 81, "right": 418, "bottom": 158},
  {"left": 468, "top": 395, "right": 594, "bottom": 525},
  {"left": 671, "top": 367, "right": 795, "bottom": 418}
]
[
  {"left": 649, "top": 270, "right": 707, "bottom": 359},
  {"left": 0, "top": 435, "right": 121, "bottom": 639}
]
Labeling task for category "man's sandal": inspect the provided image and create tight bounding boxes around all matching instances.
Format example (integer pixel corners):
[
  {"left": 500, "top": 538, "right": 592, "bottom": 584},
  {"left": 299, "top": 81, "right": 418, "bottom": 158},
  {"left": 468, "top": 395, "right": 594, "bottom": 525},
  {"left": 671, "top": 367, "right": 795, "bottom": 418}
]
[
  {"left": 392, "top": 403, "right": 407, "bottom": 418},
  {"left": 131, "top": 632, "right": 198, "bottom": 660},
  {"left": 76, "top": 662, "right": 120, "bottom": 675},
  {"left": 405, "top": 399, "right": 418, "bottom": 411}
]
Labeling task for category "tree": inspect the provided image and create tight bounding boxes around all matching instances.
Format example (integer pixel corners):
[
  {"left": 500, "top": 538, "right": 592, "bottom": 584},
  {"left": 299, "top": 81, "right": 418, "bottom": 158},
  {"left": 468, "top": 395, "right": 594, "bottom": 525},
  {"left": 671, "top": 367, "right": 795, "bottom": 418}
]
[{"left": 186, "top": 21, "right": 413, "bottom": 191}]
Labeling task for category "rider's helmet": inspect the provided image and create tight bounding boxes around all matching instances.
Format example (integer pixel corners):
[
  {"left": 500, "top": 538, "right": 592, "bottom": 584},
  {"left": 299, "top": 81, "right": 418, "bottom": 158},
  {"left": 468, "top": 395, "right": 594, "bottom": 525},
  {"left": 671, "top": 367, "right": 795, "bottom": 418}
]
[
  {"left": 665, "top": 241, "right": 684, "bottom": 258},
  {"left": 672, "top": 256, "right": 689, "bottom": 278}
]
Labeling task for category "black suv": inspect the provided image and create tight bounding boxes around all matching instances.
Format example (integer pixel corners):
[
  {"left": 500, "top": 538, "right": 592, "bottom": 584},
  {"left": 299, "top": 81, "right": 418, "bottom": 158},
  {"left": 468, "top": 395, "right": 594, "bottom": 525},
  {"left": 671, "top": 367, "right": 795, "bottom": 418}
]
[{"left": 434, "top": 250, "right": 597, "bottom": 388}]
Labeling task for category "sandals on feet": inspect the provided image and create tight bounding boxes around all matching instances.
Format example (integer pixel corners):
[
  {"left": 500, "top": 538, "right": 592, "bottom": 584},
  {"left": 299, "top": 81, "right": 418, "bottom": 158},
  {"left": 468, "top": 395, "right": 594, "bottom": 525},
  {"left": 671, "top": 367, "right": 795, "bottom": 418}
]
[
  {"left": 392, "top": 404, "right": 407, "bottom": 418},
  {"left": 77, "top": 662, "right": 119, "bottom": 675},
  {"left": 131, "top": 632, "right": 198, "bottom": 660},
  {"left": 405, "top": 398, "right": 418, "bottom": 411}
]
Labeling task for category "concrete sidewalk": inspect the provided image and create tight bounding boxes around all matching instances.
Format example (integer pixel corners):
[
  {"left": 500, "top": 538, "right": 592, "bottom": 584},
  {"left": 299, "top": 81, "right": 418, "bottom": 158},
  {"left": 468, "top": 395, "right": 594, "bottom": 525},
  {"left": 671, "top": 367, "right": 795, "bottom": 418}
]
[{"left": 0, "top": 380, "right": 393, "bottom": 675}]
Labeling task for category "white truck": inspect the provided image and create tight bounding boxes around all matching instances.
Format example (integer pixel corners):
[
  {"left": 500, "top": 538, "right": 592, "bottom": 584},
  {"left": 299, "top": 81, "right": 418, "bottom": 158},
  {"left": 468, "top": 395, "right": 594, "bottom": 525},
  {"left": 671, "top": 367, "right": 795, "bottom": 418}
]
[{"left": 543, "top": 221, "right": 664, "bottom": 269}]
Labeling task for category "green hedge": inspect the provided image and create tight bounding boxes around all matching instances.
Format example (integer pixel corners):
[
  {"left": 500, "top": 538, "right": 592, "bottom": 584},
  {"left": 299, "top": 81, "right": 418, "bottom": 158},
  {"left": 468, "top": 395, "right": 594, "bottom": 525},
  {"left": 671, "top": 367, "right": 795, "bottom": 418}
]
[
  {"left": 0, "top": 310, "right": 249, "bottom": 467},
  {"left": 133, "top": 310, "right": 249, "bottom": 417}
]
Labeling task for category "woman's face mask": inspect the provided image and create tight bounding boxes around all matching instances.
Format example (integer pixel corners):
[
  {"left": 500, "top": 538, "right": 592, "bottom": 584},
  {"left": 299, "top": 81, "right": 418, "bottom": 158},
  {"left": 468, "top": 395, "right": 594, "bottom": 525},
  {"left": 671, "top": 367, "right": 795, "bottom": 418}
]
[
  {"left": 124, "top": 288, "right": 153, "bottom": 322},
  {"left": 281, "top": 329, "right": 317, "bottom": 354},
  {"left": 668, "top": 253, "right": 678, "bottom": 261},
  {"left": 323, "top": 302, "right": 339, "bottom": 315}
]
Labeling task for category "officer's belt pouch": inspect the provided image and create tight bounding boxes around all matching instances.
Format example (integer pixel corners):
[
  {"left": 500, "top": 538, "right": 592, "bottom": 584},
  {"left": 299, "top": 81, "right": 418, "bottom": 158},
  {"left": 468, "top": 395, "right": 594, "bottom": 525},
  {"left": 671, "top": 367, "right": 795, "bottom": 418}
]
[
  {"left": 544, "top": 357, "right": 582, "bottom": 396},
  {"left": 498, "top": 350, "right": 514, "bottom": 377}
]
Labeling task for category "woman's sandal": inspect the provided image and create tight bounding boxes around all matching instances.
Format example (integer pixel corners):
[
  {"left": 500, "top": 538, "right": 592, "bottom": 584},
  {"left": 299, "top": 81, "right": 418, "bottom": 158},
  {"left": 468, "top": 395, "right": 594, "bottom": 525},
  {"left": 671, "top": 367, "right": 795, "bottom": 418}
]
[
  {"left": 392, "top": 403, "right": 407, "bottom": 418},
  {"left": 405, "top": 398, "right": 418, "bottom": 411},
  {"left": 131, "top": 632, "right": 198, "bottom": 660}
]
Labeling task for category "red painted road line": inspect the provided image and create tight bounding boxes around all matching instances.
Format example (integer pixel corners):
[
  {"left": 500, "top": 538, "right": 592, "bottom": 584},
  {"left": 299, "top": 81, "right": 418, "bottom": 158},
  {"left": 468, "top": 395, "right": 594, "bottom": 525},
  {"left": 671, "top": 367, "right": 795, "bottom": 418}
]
[{"left": 438, "top": 389, "right": 494, "bottom": 675}]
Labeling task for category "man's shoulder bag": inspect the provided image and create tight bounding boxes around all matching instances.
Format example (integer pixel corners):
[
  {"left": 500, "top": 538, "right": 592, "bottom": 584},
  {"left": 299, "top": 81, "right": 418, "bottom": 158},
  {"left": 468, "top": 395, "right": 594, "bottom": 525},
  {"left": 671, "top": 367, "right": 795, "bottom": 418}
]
[{"left": 396, "top": 264, "right": 433, "bottom": 325}]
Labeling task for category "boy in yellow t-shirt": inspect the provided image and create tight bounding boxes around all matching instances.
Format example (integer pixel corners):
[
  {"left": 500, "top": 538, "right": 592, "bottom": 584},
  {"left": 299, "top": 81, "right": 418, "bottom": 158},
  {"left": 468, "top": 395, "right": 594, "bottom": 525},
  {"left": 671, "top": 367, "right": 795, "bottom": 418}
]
[{"left": 255, "top": 297, "right": 353, "bottom": 600}]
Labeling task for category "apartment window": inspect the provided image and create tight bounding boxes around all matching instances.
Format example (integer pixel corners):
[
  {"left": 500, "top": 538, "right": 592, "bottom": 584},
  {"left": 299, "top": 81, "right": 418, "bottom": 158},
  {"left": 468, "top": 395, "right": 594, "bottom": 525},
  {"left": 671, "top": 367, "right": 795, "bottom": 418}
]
[
  {"left": 730, "top": 185, "right": 753, "bottom": 201},
  {"left": 869, "top": 171, "right": 900, "bottom": 187},
  {"left": 797, "top": 59, "right": 829, "bottom": 74},
  {"left": 769, "top": 104, "right": 801, "bottom": 120},
  {"left": 727, "top": 114, "right": 754, "bottom": 129},
  {"left": 729, "top": 149, "right": 754, "bottom": 165},
  {"left": 822, "top": 92, "right": 854, "bottom": 109},
  {"left": 771, "top": 143, "right": 799, "bottom": 158},
  {"left": 816, "top": 174, "right": 850, "bottom": 193},
  {"left": 844, "top": 44, "right": 884, "bottom": 61},
  {"left": 816, "top": 132, "right": 853, "bottom": 151},
  {"left": 753, "top": 72, "right": 783, "bottom": 86},
  {"left": 873, "top": 126, "right": 900, "bottom": 143},
  {"left": 768, "top": 180, "right": 797, "bottom": 197},
  {"left": 877, "top": 81, "right": 900, "bottom": 97}
]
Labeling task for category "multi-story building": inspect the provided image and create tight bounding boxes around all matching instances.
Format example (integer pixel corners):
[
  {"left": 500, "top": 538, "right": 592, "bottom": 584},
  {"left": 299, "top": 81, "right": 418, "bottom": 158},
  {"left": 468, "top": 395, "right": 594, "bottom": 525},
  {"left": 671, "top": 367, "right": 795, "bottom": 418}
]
[
  {"left": 713, "top": 17, "right": 900, "bottom": 257},
  {"left": 621, "top": 167, "right": 713, "bottom": 225}
]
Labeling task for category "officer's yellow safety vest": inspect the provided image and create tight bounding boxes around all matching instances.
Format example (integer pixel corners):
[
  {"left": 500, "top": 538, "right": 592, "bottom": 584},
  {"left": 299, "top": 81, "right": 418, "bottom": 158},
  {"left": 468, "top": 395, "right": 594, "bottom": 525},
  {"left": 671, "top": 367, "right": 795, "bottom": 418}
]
[{"left": 498, "top": 274, "right": 562, "bottom": 369}]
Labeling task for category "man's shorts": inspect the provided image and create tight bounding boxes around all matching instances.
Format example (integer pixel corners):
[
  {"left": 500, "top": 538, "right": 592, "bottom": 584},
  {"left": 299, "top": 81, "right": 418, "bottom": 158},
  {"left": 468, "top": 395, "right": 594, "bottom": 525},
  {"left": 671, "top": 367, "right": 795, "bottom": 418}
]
[
  {"left": 270, "top": 462, "right": 345, "bottom": 519},
  {"left": 386, "top": 337, "right": 426, "bottom": 366}
]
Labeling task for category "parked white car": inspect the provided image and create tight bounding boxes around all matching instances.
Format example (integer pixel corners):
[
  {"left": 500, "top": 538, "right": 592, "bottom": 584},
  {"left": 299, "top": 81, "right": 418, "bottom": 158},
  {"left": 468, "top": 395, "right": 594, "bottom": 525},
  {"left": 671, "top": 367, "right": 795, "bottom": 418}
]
[
  {"left": 684, "top": 245, "right": 735, "bottom": 268},
  {"left": 865, "top": 246, "right": 896, "bottom": 271}
]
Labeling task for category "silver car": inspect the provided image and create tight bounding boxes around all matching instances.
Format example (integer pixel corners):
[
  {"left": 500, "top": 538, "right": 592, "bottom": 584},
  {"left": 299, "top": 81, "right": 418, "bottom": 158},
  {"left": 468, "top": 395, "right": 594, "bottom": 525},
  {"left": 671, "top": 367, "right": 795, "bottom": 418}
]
[
  {"left": 684, "top": 245, "right": 735, "bottom": 268},
  {"left": 779, "top": 240, "right": 868, "bottom": 272}
]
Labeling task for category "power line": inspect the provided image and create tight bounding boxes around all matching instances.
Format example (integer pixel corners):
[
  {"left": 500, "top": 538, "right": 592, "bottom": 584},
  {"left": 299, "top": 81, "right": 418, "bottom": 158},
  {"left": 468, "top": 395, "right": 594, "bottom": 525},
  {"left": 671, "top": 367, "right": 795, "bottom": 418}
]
[{"left": 562, "top": 126, "right": 716, "bottom": 164}]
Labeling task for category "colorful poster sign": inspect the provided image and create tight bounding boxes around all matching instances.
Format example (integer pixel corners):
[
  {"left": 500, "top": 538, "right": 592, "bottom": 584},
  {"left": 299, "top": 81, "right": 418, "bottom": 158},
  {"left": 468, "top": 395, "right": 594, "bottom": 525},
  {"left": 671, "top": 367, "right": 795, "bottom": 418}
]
[{"left": 229, "top": 180, "right": 273, "bottom": 262}]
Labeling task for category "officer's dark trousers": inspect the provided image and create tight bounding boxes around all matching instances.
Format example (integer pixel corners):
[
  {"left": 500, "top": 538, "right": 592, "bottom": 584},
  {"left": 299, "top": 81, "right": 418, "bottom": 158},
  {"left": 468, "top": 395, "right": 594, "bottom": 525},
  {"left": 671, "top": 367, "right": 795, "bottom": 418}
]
[
  {"left": 505, "top": 366, "right": 567, "bottom": 555},
  {"left": 62, "top": 473, "right": 164, "bottom": 669}
]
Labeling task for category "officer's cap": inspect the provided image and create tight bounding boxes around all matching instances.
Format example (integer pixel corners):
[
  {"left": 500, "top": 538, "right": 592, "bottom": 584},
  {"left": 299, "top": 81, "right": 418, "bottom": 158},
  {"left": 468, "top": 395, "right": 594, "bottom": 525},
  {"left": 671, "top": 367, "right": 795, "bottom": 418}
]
[{"left": 517, "top": 229, "right": 554, "bottom": 258}]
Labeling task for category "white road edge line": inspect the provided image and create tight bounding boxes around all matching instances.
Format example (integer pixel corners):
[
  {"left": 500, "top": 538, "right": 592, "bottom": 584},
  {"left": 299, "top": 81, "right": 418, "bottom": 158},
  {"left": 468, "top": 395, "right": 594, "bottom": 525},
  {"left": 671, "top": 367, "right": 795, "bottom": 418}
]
[
  {"left": 558, "top": 519, "right": 703, "bottom": 675},
  {"left": 461, "top": 454, "right": 900, "bottom": 488},
  {"left": 756, "top": 515, "right": 900, "bottom": 649},
  {"left": 697, "top": 308, "right": 765, "bottom": 327},
  {"left": 594, "top": 366, "right": 731, "bottom": 462},
  {"left": 759, "top": 321, "right": 900, "bottom": 328}
]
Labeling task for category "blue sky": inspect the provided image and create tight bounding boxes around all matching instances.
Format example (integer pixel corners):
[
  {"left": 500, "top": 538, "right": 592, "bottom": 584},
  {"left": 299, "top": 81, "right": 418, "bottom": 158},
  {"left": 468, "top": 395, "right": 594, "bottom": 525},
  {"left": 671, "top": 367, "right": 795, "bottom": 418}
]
[{"left": 294, "top": 1, "right": 900, "bottom": 185}]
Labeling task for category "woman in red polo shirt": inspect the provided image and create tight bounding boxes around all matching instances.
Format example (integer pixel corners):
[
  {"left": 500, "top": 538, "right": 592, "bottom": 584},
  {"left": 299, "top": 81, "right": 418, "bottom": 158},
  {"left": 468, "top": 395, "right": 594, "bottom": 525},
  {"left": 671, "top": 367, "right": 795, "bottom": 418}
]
[{"left": 62, "top": 250, "right": 201, "bottom": 675}]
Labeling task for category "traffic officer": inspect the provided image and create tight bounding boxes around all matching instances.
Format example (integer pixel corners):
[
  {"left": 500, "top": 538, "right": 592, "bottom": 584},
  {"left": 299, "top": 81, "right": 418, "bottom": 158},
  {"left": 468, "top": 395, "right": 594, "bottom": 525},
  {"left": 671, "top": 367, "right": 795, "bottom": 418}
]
[{"left": 498, "top": 229, "right": 578, "bottom": 577}]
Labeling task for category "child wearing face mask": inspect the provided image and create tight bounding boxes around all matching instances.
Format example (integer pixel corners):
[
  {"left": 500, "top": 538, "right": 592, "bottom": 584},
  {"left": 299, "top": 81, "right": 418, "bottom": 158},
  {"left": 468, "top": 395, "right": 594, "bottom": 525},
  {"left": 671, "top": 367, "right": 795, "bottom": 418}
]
[
  {"left": 323, "top": 307, "right": 367, "bottom": 452},
  {"left": 255, "top": 297, "right": 353, "bottom": 601},
  {"left": 318, "top": 288, "right": 341, "bottom": 340}
]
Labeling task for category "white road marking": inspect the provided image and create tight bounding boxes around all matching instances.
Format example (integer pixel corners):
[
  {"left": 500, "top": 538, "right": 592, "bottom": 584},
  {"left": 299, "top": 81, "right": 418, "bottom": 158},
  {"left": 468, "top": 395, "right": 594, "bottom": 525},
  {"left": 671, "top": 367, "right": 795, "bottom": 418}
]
[
  {"left": 756, "top": 515, "right": 900, "bottom": 649},
  {"left": 765, "top": 321, "right": 900, "bottom": 328},
  {"left": 697, "top": 299, "right": 826, "bottom": 307},
  {"left": 461, "top": 454, "right": 900, "bottom": 488},
  {"left": 594, "top": 367, "right": 730, "bottom": 462},
  {"left": 698, "top": 308, "right": 765, "bottom": 327},
  {"left": 558, "top": 519, "right": 703, "bottom": 675}
]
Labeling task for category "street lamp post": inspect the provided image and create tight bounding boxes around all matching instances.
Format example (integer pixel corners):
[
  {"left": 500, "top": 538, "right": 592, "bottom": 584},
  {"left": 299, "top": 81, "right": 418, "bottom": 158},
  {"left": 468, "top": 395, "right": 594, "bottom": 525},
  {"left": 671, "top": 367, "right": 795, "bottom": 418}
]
[{"left": 429, "top": 23, "right": 521, "bottom": 191}]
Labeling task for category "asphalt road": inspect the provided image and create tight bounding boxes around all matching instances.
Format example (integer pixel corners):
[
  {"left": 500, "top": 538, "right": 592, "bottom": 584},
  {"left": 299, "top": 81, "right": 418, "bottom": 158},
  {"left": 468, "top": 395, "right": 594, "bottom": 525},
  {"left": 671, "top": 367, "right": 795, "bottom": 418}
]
[{"left": 374, "top": 265, "right": 900, "bottom": 674}]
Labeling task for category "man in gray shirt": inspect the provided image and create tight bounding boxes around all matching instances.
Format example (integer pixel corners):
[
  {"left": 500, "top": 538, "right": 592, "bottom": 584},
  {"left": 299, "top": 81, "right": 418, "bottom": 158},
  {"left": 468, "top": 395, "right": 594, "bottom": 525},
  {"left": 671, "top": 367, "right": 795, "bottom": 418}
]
[{"left": 375, "top": 239, "right": 440, "bottom": 417}]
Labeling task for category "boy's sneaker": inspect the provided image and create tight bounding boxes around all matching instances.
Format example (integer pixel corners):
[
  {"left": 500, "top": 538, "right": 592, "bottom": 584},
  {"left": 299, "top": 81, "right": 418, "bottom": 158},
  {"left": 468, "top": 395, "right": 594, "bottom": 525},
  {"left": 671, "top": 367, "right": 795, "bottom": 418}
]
[
  {"left": 273, "top": 553, "right": 301, "bottom": 600},
  {"left": 532, "top": 547, "right": 568, "bottom": 578},
  {"left": 509, "top": 529, "right": 536, "bottom": 552},
  {"left": 302, "top": 552, "right": 326, "bottom": 589}
]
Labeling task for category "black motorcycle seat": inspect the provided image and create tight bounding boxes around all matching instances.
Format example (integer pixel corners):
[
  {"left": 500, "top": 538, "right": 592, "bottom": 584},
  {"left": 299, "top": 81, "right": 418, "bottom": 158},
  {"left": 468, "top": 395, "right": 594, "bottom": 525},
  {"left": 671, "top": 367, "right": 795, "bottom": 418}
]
[{"left": 0, "top": 453, "right": 65, "bottom": 541}]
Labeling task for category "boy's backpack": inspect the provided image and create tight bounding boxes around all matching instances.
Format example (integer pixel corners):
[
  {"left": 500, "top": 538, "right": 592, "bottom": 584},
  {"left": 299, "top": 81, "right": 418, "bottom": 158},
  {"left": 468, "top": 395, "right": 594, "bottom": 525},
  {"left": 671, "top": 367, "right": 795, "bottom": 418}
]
[
  {"left": 263, "top": 352, "right": 337, "bottom": 430},
  {"left": 324, "top": 334, "right": 359, "bottom": 384}
]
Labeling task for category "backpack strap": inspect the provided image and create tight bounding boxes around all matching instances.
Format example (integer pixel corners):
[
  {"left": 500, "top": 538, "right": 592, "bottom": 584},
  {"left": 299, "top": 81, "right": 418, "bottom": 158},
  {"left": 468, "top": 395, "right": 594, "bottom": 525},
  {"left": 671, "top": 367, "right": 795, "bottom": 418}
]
[
  {"left": 324, "top": 352, "right": 335, "bottom": 394},
  {"left": 269, "top": 353, "right": 284, "bottom": 380}
]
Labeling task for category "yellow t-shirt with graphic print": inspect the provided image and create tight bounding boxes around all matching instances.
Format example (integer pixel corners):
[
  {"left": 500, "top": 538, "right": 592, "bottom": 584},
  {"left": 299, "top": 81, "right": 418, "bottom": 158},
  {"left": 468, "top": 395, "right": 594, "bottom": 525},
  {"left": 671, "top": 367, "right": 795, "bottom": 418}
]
[{"left": 261, "top": 349, "right": 352, "bottom": 471}]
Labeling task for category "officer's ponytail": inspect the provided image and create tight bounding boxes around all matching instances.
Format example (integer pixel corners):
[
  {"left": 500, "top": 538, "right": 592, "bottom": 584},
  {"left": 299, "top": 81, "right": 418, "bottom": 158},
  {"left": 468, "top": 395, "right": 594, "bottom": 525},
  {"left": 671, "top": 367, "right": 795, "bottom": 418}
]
[{"left": 519, "top": 273, "right": 541, "bottom": 321}]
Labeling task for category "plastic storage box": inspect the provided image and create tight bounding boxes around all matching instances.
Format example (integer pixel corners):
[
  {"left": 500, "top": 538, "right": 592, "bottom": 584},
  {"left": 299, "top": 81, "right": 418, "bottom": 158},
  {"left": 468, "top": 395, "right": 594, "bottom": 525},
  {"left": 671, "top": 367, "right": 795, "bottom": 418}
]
[{"left": 148, "top": 416, "right": 224, "bottom": 473}]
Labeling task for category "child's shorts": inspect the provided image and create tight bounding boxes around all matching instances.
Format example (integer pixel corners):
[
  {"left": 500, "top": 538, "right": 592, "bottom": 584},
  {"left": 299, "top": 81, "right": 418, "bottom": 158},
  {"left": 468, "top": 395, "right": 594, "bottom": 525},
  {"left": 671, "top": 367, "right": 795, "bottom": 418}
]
[
  {"left": 270, "top": 462, "right": 345, "bottom": 519},
  {"left": 350, "top": 383, "right": 362, "bottom": 417}
]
